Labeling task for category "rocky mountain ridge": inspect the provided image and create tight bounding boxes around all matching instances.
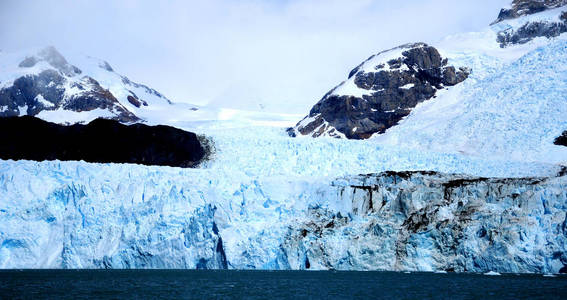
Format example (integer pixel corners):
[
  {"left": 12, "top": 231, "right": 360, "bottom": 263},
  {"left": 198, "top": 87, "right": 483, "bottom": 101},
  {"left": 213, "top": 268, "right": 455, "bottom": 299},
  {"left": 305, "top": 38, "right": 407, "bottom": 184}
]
[
  {"left": 0, "top": 47, "right": 176, "bottom": 124},
  {"left": 492, "top": 0, "right": 567, "bottom": 47},
  {"left": 288, "top": 43, "right": 469, "bottom": 139},
  {"left": 493, "top": 0, "right": 567, "bottom": 24},
  {"left": 289, "top": 0, "right": 567, "bottom": 142}
]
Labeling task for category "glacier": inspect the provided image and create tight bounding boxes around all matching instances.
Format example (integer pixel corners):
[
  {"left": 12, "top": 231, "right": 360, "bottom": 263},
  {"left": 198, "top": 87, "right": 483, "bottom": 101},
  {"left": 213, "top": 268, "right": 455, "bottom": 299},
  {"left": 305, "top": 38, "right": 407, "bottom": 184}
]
[
  {"left": 0, "top": 41, "right": 566, "bottom": 269},
  {"left": 1, "top": 6, "right": 567, "bottom": 273},
  {"left": 375, "top": 39, "right": 567, "bottom": 165},
  {"left": 283, "top": 171, "right": 567, "bottom": 273},
  {"left": 0, "top": 132, "right": 564, "bottom": 271}
]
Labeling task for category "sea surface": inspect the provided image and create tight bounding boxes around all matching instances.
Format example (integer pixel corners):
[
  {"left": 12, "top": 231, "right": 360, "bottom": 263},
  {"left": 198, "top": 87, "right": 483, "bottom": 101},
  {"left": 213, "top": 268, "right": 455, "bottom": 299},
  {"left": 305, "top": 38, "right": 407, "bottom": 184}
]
[{"left": 0, "top": 270, "right": 566, "bottom": 299}]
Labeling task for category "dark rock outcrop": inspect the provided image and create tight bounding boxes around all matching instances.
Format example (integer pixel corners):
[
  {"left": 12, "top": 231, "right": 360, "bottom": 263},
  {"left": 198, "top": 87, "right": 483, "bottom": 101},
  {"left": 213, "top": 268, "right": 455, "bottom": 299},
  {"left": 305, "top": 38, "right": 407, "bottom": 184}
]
[
  {"left": 492, "top": 0, "right": 567, "bottom": 47},
  {"left": 120, "top": 75, "right": 171, "bottom": 104},
  {"left": 555, "top": 131, "right": 567, "bottom": 146},
  {"left": 493, "top": 0, "right": 567, "bottom": 24},
  {"left": 0, "top": 116, "right": 207, "bottom": 167},
  {"left": 497, "top": 19, "right": 567, "bottom": 46},
  {"left": 99, "top": 60, "right": 114, "bottom": 72},
  {"left": 288, "top": 43, "right": 469, "bottom": 139},
  {"left": 127, "top": 93, "right": 148, "bottom": 108}
]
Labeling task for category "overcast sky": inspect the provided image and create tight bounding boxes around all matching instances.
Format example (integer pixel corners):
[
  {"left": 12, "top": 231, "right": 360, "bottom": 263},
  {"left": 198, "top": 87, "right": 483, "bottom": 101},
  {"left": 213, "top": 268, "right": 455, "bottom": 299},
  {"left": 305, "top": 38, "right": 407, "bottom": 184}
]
[{"left": 1, "top": 0, "right": 509, "bottom": 113}]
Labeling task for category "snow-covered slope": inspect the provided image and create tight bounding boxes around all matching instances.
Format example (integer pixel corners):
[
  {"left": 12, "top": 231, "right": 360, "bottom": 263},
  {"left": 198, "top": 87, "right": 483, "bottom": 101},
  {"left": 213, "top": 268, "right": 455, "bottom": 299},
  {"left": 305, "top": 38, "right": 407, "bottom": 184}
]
[
  {"left": 0, "top": 46, "right": 199, "bottom": 124},
  {"left": 375, "top": 39, "right": 567, "bottom": 165},
  {"left": 287, "top": 0, "right": 567, "bottom": 165},
  {"left": 493, "top": 5, "right": 567, "bottom": 47}
]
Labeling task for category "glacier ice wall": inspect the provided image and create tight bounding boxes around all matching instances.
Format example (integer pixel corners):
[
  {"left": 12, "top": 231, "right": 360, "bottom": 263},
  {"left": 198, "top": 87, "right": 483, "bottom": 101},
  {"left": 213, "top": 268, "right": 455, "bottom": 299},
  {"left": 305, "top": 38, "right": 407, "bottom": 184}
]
[
  {"left": 0, "top": 160, "right": 326, "bottom": 269},
  {"left": 283, "top": 171, "right": 567, "bottom": 273},
  {"left": 0, "top": 160, "right": 565, "bottom": 273}
]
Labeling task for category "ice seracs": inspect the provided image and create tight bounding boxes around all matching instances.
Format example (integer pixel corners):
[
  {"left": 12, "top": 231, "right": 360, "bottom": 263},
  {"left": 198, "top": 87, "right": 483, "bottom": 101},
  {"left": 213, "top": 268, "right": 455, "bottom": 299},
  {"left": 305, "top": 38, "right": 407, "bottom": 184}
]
[
  {"left": 0, "top": 163, "right": 565, "bottom": 273},
  {"left": 374, "top": 39, "right": 567, "bottom": 165}
]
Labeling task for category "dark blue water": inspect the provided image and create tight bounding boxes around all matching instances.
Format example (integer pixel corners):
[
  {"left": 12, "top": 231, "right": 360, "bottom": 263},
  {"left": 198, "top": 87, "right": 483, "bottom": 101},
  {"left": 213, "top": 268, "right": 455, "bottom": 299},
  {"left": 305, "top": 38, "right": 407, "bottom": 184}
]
[{"left": 0, "top": 270, "right": 566, "bottom": 299}]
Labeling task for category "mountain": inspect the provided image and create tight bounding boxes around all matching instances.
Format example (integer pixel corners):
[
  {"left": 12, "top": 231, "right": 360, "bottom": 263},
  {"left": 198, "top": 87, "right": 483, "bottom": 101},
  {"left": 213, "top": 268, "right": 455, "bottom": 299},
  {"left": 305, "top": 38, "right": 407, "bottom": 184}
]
[
  {"left": 492, "top": 0, "right": 567, "bottom": 47},
  {"left": 0, "top": 46, "right": 297, "bottom": 129},
  {"left": 374, "top": 39, "right": 567, "bottom": 164},
  {"left": 493, "top": 0, "right": 566, "bottom": 23},
  {"left": 289, "top": 0, "right": 567, "bottom": 165},
  {"left": 0, "top": 46, "right": 196, "bottom": 124},
  {"left": 287, "top": 43, "right": 469, "bottom": 139}
]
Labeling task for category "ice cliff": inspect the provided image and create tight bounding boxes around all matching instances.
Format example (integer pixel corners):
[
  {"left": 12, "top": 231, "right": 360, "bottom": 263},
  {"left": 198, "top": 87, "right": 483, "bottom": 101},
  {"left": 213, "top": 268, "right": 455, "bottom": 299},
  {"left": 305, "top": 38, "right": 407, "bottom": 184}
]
[
  {"left": 284, "top": 171, "right": 567, "bottom": 273},
  {"left": 0, "top": 159, "right": 565, "bottom": 273}
]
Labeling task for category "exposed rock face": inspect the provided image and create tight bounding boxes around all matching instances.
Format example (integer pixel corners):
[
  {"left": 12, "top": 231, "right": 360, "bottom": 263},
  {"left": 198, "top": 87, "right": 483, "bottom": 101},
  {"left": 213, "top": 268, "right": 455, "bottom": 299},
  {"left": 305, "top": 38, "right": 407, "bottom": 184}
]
[
  {"left": 497, "top": 18, "right": 567, "bottom": 47},
  {"left": 555, "top": 131, "right": 567, "bottom": 146},
  {"left": 493, "top": 0, "right": 567, "bottom": 23},
  {"left": 127, "top": 94, "right": 148, "bottom": 108},
  {"left": 282, "top": 171, "right": 567, "bottom": 273},
  {"left": 492, "top": 0, "right": 567, "bottom": 47},
  {"left": 0, "top": 116, "right": 207, "bottom": 168},
  {"left": 0, "top": 70, "right": 138, "bottom": 122},
  {"left": 0, "top": 46, "right": 174, "bottom": 124},
  {"left": 120, "top": 75, "right": 171, "bottom": 105},
  {"left": 288, "top": 43, "right": 469, "bottom": 139}
]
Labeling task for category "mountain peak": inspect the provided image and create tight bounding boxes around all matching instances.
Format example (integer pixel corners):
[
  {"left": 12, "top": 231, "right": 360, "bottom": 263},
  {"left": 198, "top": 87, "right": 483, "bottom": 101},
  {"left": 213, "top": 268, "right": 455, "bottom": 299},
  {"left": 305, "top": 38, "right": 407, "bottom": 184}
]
[
  {"left": 18, "top": 46, "right": 82, "bottom": 77},
  {"left": 288, "top": 43, "right": 469, "bottom": 139},
  {"left": 1, "top": 46, "right": 178, "bottom": 124},
  {"left": 492, "top": 0, "right": 567, "bottom": 24}
]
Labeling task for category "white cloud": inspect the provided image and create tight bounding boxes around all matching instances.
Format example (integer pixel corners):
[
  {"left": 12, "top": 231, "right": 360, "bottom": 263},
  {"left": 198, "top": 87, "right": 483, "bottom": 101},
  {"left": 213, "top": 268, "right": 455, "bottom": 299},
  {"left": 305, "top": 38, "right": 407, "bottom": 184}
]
[{"left": 0, "top": 0, "right": 510, "bottom": 113}]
